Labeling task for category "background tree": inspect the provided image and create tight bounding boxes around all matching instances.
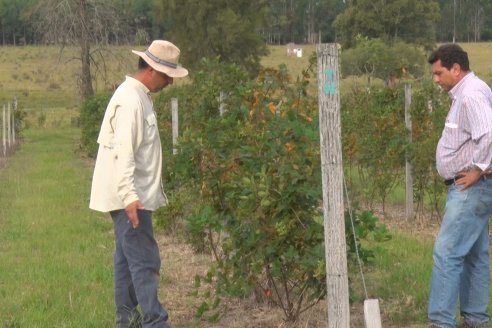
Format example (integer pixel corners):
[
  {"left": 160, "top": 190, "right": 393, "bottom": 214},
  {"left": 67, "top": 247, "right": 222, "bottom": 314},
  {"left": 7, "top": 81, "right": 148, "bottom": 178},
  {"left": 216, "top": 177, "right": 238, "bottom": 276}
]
[
  {"left": 116, "top": 0, "right": 165, "bottom": 45},
  {"left": 436, "top": 0, "right": 492, "bottom": 42},
  {"left": 264, "top": 0, "right": 345, "bottom": 44},
  {"left": 0, "top": 0, "right": 36, "bottom": 45},
  {"left": 333, "top": 0, "right": 441, "bottom": 49},
  {"left": 341, "top": 37, "right": 427, "bottom": 86},
  {"left": 29, "top": 0, "right": 131, "bottom": 98},
  {"left": 154, "top": 0, "right": 270, "bottom": 76}
]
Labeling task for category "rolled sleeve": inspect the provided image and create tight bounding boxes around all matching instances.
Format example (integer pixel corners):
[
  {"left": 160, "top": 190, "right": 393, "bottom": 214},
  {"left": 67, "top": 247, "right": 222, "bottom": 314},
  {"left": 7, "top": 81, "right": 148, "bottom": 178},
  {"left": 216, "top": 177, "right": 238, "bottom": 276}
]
[{"left": 472, "top": 131, "right": 492, "bottom": 171}]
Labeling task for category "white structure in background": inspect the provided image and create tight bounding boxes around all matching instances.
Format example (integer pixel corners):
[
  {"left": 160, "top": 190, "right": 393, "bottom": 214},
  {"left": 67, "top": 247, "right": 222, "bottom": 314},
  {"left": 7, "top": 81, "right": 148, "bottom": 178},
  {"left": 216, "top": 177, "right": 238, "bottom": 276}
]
[{"left": 286, "top": 43, "right": 303, "bottom": 57}]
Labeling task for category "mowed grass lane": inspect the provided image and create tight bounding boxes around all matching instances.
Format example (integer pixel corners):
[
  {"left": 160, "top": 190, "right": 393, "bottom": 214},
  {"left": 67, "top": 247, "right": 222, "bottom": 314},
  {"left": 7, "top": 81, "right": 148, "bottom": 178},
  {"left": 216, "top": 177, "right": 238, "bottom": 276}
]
[{"left": 0, "top": 127, "right": 114, "bottom": 327}]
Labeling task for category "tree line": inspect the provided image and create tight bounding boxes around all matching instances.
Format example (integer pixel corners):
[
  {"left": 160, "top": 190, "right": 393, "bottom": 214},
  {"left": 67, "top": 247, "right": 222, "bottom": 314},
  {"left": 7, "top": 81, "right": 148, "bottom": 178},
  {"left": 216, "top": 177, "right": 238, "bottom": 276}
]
[
  {"left": 3, "top": 0, "right": 490, "bottom": 99},
  {"left": 2, "top": 0, "right": 492, "bottom": 47}
]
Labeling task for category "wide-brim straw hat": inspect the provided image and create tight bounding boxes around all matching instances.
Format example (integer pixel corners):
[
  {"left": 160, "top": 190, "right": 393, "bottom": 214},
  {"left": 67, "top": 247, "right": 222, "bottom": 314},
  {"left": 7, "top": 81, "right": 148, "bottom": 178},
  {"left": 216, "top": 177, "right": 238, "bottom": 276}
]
[{"left": 132, "top": 40, "right": 188, "bottom": 78}]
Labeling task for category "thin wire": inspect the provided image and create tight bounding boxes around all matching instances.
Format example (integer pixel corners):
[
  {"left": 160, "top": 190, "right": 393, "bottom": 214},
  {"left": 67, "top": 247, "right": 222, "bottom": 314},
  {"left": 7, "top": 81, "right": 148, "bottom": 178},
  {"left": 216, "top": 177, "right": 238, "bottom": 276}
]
[{"left": 343, "top": 174, "right": 369, "bottom": 300}]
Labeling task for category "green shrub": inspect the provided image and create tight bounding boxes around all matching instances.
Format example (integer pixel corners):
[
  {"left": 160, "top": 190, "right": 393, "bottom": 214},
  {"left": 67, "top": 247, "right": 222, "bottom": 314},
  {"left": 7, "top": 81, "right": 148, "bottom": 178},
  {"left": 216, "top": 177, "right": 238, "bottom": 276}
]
[
  {"left": 156, "top": 58, "right": 391, "bottom": 323},
  {"left": 79, "top": 93, "right": 111, "bottom": 158}
]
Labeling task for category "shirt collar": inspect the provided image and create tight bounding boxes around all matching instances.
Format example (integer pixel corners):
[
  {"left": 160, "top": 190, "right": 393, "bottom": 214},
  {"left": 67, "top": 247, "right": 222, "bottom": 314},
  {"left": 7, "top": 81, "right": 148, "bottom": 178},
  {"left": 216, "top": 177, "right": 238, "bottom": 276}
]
[
  {"left": 449, "top": 72, "right": 474, "bottom": 100},
  {"left": 125, "top": 75, "right": 151, "bottom": 95}
]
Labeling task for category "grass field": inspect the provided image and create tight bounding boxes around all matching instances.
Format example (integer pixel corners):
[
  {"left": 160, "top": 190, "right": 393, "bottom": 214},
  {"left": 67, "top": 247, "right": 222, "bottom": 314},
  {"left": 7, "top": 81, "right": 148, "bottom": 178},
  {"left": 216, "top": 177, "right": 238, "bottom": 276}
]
[
  {"left": 2, "top": 42, "right": 492, "bottom": 112},
  {"left": 0, "top": 127, "right": 115, "bottom": 326},
  {"left": 1, "top": 42, "right": 492, "bottom": 327}
]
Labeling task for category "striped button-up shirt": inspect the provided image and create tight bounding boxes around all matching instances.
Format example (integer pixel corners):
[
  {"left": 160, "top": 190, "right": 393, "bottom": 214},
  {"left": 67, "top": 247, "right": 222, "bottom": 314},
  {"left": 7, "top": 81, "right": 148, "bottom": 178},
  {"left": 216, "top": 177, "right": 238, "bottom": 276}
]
[{"left": 436, "top": 72, "right": 492, "bottom": 179}]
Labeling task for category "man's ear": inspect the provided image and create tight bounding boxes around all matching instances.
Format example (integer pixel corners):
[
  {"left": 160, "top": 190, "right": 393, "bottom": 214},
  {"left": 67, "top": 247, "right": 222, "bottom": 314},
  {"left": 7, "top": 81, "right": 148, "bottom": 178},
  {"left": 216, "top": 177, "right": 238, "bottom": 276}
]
[{"left": 451, "top": 63, "right": 462, "bottom": 75}]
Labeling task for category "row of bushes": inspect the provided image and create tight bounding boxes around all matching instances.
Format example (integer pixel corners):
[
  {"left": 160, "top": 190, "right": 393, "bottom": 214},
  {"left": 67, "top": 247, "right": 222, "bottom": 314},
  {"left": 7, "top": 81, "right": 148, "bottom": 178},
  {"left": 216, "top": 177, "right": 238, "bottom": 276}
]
[{"left": 79, "top": 57, "right": 448, "bottom": 322}]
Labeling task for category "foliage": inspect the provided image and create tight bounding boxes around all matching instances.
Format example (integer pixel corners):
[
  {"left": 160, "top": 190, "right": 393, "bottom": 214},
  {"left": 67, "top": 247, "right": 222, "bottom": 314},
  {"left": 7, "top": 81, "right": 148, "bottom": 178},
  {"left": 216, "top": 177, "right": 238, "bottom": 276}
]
[
  {"left": 3, "top": 0, "right": 492, "bottom": 49},
  {"left": 334, "top": 0, "right": 441, "bottom": 50},
  {"left": 265, "top": 0, "right": 345, "bottom": 44},
  {"left": 154, "top": 0, "right": 270, "bottom": 76},
  {"left": 436, "top": 0, "right": 492, "bottom": 42},
  {"left": 79, "top": 92, "right": 111, "bottom": 158},
  {"left": 341, "top": 38, "right": 427, "bottom": 86},
  {"left": 152, "top": 58, "right": 391, "bottom": 323},
  {"left": 0, "top": 0, "right": 37, "bottom": 45},
  {"left": 341, "top": 80, "right": 449, "bottom": 216},
  {"left": 408, "top": 80, "right": 449, "bottom": 217},
  {"left": 342, "top": 86, "right": 407, "bottom": 209},
  {"left": 346, "top": 209, "right": 391, "bottom": 265}
]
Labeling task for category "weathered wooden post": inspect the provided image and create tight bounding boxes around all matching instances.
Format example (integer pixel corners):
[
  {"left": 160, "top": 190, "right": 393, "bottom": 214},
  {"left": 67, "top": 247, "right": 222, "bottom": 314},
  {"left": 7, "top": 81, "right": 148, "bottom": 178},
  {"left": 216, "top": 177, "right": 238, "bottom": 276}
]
[
  {"left": 11, "top": 101, "right": 15, "bottom": 145},
  {"left": 219, "top": 91, "right": 226, "bottom": 116},
  {"left": 171, "top": 97, "right": 178, "bottom": 155},
  {"left": 405, "top": 84, "right": 414, "bottom": 220},
  {"left": 7, "top": 102, "right": 11, "bottom": 152},
  {"left": 2, "top": 104, "right": 5, "bottom": 156},
  {"left": 316, "top": 43, "right": 350, "bottom": 327}
]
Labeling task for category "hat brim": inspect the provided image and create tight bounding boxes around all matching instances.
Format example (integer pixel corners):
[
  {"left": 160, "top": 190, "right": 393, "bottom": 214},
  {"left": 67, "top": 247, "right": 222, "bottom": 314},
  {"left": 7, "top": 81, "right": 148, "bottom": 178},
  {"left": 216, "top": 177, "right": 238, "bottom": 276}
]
[{"left": 132, "top": 50, "right": 189, "bottom": 78}]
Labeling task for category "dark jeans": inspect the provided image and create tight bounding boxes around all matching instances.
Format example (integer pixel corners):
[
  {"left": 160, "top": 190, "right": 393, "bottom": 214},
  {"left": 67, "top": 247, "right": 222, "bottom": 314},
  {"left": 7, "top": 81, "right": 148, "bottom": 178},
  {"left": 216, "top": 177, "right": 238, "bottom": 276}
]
[{"left": 110, "top": 209, "right": 169, "bottom": 328}]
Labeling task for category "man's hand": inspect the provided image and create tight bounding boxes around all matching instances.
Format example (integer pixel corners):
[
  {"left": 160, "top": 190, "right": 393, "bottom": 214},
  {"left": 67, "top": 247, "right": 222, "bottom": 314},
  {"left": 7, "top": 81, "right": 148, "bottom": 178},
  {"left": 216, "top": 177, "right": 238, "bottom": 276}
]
[
  {"left": 455, "top": 167, "right": 482, "bottom": 190},
  {"left": 125, "top": 200, "right": 145, "bottom": 229}
]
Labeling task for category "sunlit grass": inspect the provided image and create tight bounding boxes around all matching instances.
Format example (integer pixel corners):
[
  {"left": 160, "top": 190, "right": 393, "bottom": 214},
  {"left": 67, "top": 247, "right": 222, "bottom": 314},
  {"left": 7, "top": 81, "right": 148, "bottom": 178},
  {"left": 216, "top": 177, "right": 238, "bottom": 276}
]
[{"left": 0, "top": 125, "right": 115, "bottom": 326}]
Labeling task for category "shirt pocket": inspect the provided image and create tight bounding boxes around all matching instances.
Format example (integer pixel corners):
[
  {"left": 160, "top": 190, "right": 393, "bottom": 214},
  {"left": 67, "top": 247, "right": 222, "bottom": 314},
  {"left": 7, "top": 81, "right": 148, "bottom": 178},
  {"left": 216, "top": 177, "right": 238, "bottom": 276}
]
[
  {"left": 440, "top": 122, "right": 466, "bottom": 150},
  {"left": 143, "top": 113, "right": 158, "bottom": 143}
]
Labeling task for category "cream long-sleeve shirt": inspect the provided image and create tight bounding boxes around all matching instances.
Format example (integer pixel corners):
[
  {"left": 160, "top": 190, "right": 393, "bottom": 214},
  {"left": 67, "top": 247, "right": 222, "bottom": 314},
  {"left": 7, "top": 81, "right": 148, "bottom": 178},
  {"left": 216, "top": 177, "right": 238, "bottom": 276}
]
[{"left": 89, "top": 76, "right": 168, "bottom": 212}]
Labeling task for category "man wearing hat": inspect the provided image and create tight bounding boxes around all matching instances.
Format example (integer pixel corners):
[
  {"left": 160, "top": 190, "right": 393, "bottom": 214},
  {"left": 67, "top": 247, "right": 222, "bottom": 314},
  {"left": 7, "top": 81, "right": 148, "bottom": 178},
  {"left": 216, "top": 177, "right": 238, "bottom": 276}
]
[{"left": 90, "top": 40, "right": 188, "bottom": 327}]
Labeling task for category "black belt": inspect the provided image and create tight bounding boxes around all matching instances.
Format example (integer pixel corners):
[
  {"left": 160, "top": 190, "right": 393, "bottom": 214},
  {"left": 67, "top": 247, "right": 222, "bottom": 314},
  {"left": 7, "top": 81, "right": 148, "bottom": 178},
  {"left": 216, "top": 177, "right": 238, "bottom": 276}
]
[
  {"left": 444, "top": 173, "right": 492, "bottom": 186},
  {"left": 444, "top": 177, "right": 458, "bottom": 186},
  {"left": 444, "top": 177, "right": 460, "bottom": 186}
]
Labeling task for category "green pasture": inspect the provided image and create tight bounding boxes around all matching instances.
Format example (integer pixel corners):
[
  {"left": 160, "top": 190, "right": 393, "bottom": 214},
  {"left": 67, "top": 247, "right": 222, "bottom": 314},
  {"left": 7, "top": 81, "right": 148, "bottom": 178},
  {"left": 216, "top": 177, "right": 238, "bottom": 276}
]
[
  {"left": 2, "top": 42, "right": 492, "bottom": 110},
  {"left": 0, "top": 125, "right": 115, "bottom": 326},
  {"left": 1, "top": 43, "right": 492, "bottom": 326}
]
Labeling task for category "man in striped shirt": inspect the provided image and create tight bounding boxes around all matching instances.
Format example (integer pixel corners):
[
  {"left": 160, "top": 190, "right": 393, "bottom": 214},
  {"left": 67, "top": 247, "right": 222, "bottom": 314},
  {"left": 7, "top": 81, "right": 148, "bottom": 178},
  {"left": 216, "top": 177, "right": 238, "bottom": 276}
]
[{"left": 427, "top": 44, "right": 492, "bottom": 328}]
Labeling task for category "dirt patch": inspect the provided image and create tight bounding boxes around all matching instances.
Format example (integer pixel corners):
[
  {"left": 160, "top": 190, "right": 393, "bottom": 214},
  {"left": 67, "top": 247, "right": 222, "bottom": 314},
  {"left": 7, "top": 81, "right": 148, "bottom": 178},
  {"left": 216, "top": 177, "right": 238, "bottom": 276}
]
[
  {"left": 157, "top": 234, "right": 369, "bottom": 328},
  {"left": 370, "top": 204, "right": 442, "bottom": 241}
]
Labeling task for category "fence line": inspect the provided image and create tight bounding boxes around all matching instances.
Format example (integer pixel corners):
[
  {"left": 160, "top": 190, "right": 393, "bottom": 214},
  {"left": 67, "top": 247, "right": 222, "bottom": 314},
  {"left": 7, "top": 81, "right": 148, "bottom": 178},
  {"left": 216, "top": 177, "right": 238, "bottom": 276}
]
[{"left": 2, "top": 97, "right": 18, "bottom": 157}]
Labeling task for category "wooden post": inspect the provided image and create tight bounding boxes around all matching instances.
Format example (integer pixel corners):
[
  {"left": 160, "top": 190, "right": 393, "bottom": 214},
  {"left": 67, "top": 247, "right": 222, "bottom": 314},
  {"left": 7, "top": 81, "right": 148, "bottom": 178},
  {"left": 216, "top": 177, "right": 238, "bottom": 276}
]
[
  {"left": 2, "top": 105, "right": 6, "bottom": 156},
  {"left": 405, "top": 84, "right": 414, "bottom": 220},
  {"left": 171, "top": 97, "right": 178, "bottom": 155},
  {"left": 7, "top": 102, "right": 11, "bottom": 151},
  {"left": 316, "top": 43, "right": 350, "bottom": 328},
  {"left": 219, "top": 91, "right": 226, "bottom": 116},
  {"left": 11, "top": 101, "right": 15, "bottom": 145}
]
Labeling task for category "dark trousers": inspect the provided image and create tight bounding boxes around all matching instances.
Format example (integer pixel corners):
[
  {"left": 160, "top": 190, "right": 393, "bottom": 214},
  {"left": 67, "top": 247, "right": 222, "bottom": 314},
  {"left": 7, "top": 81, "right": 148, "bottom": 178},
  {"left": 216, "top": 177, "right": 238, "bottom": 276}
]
[{"left": 110, "top": 209, "right": 169, "bottom": 328}]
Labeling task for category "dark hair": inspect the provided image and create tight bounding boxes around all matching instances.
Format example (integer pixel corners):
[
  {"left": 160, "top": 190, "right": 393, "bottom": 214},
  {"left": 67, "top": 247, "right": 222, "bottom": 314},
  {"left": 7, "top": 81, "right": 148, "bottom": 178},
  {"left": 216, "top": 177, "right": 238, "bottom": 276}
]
[
  {"left": 138, "top": 57, "right": 150, "bottom": 70},
  {"left": 428, "top": 44, "right": 470, "bottom": 71}
]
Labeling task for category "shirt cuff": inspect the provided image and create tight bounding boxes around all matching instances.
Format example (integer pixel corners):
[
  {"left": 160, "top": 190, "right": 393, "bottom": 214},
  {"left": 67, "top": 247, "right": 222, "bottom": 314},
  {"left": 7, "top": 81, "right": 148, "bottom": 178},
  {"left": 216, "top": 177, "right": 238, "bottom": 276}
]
[
  {"left": 123, "top": 194, "right": 140, "bottom": 208},
  {"left": 471, "top": 161, "right": 488, "bottom": 172}
]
